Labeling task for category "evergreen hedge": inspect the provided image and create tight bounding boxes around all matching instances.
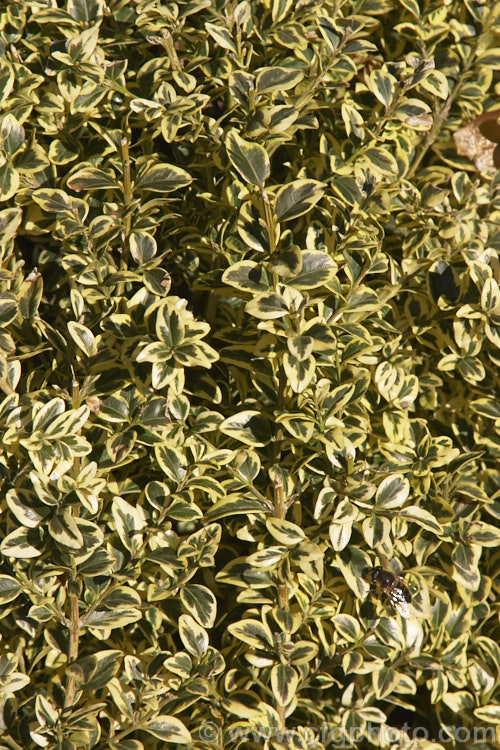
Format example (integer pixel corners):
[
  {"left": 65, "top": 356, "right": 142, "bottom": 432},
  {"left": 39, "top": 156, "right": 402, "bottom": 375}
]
[{"left": 0, "top": 0, "right": 499, "bottom": 748}]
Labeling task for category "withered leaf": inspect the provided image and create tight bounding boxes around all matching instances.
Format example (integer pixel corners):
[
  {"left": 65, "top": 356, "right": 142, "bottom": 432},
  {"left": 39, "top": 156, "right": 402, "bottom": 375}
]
[{"left": 453, "top": 108, "right": 500, "bottom": 171}]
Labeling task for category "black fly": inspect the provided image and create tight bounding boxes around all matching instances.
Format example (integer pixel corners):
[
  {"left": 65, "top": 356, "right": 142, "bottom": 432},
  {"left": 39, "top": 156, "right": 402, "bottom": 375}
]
[{"left": 365, "top": 565, "right": 412, "bottom": 618}]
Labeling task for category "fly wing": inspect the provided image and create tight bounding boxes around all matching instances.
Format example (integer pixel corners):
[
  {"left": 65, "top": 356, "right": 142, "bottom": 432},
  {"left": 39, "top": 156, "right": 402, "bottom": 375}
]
[{"left": 388, "top": 588, "right": 411, "bottom": 618}]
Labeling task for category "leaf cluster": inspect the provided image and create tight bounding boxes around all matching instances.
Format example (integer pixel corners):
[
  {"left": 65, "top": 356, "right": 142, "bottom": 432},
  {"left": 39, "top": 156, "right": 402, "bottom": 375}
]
[{"left": 0, "top": 0, "right": 500, "bottom": 749}]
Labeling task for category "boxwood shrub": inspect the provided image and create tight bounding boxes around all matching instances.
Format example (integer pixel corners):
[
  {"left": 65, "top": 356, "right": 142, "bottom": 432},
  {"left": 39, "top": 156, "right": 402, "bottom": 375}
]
[{"left": 0, "top": 0, "right": 499, "bottom": 748}]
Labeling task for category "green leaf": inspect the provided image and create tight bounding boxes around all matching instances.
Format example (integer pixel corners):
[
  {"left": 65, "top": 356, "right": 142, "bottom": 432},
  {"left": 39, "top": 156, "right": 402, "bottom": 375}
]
[
  {"left": 270, "top": 664, "right": 298, "bottom": 706},
  {"left": 227, "top": 619, "right": 274, "bottom": 649},
  {"left": 0, "top": 575, "right": 22, "bottom": 604},
  {"left": 345, "top": 286, "right": 380, "bottom": 313},
  {"left": 334, "top": 497, "right": 359, "bottom": 523},
  {"left": 0, "top": 164, "right": 19, "bottom": 202},
  {"left": 67, "top": 650, "right": 122, "bottom": 690},
  {"left": 0, "top": 207, "right": 22, "bottom": 243},
  {"left": 341, "top": 102, "right": 365, "bottom": 141},
  {"left": 474, "top": 705, "right": 500, "bottom": 723},
  {"left": 237, "top": 200, "right": 270, "bottom": 252},
  {"left": 395, "top": 98, "right": 432, "bottom": 126},
  {"left": 67, "top": 321, "right": 97, "bottom": 357},
  {"left": 375, "top": 474, "right": 410, "bottom": 509},
  {"left": 112, "top": 496, "right": 146, "bottom": 553},
  {"left": 373, "top": 667, "right": 399, "bottom": 699},
  {"left": 0, "top": 293, "right": 18, "bottom": 326},
  {"left": 275, "top": 412, "right": 315, "bottom": 442},
  {"left": 83, "top": 608, "right": 142, "bottom": 630},
  {"left": 267, "top": 246, "right": 302, "bottom": 277},
  {"left": 0, "top": 527, "right": 42, "bottom": 558},
  {"left": 266, "top": 518, "right": 306, "bottom": 545},
  {"left": 48, "top": 139, "right": 79, "bottom": 165},
  {"left": 233, "top": 451, "right": 261, "bottom": 482},
  {"left": 15, "top": 144, "right": 49, "bottom": 174},
  {"left": 451, "top": 543, "right": 481, "bottom": 591},
  {"left": 129, "top": 232, "right": 157, "bottom": 264},
  {"left": 35, "top": 695, "right": 58, "bottom": 727},
  {"left": 398, "top": 505, "right": 442, "bottom": 534},
  {"left": 0, "top": 668, "right": 29, "bottom": 693},
  {"left": 32, "top": 398, "right": 65, "bottom": 431},
  {"left": 420, "top": 69, "right": 449, "bottom": 99},
  {"left": 442, "top": 690, "right": 475, "bottom": 713},
  {"left": 465, "top": 522, "right": 500, "bottom": 547},
  {"left": 0, "top": 60, "right": 14, "bottom": 104},
  {"left": 288, "top": 251, "right": 337, "bottom": 289},
  {"left": 32, "top": 188, "right": 87, "bottom": 217},
  {"left": 245, "top": 291, "right": 288, "bottom": 319},
  {"left": 44, "top": 404, "right": 89, "bottom": 437},
  {"left": 181, "top": 584, "right": 217, "bottom": 628},
  {"left": 67, "top": 165, "right": 118, "bottom": 190},
  {"left": 205, "top": 495, "right": 269, "bottom": 521},
  {"left": 368, "top": 69, "right": 396, "bottom": 107},
  {"left": 256, "top": 67, "right": 304, "bottom": 94},
  {"left": 317, "top": 16, "right": 341, "bottom": 52},
  {"left": 222, "top": 261, "right": 271, "bottom": 292},
  {"left": 363, "top": 147, "right": 398, "bottom": 176},
  {"left": 0, "top": 114, "right": 24, "bottom": 155},
  {"left": 329, "top": 521, "right": 353, "bottom": 552},
  {"left": 332, "top": 175, "right": 362, "bottom": 205},
  {"left": 289, "top": 640, "right": 319, "bottom": 665},
  {"left": 135, "top": 163, "right": 192, "bottom": 193},
  {"left": 283, "top": 352, "right": 315, "bottom": 393},
  {"left": 275, "top": 179, "right": 324, "bottom": 221},
  {"left": 332, "top": 614, "right": 361, "bottom": 642},
  {"left": 48, "top": 512, "right": 84, "bottom": 549},
  {"left": 68, "top": 0, "right": 105, "bottom": 22},
  {"left": 362, "top": 515, "right": 391, "bottom": 547},
  {"left": 205, "top": 22, "right": 237, "bottom": 53},
  {"left": 335, "top": 548, "right": 372, "bottom": 598},
  {"left": 219, "top": 410, "right": 272, "bottom": 447},
  {"left": 156, "top": 302, "right": 186, "bottom": 347},
  {"left": 178, "top": 613, "right": 209, "bottom": 656},
  {"left": 477, "top": 48, "right": 500, "bottom": 69},
  {"left": 226, "top": 130, "right": 270, "bottom": 188},
  {"left": 481, "top": 277, "right": 500, "bottom": 313},
  {"left": 144, "top": 715, "right": 192, "bottom": 743},
  {"left": 246, "top": 546, "right": 288, "bottom": 567},
  {"left": 155, "top": 445, "right": 187, "bottom": 481},
  {"left": 398, "top": 0, "right": 420, "bottom": 15}
]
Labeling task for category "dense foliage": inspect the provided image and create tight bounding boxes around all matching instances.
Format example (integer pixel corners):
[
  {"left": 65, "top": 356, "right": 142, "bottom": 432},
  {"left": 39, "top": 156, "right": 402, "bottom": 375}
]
[{"left": 0, "top": 0, "right": 500, "bottom": 748}]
